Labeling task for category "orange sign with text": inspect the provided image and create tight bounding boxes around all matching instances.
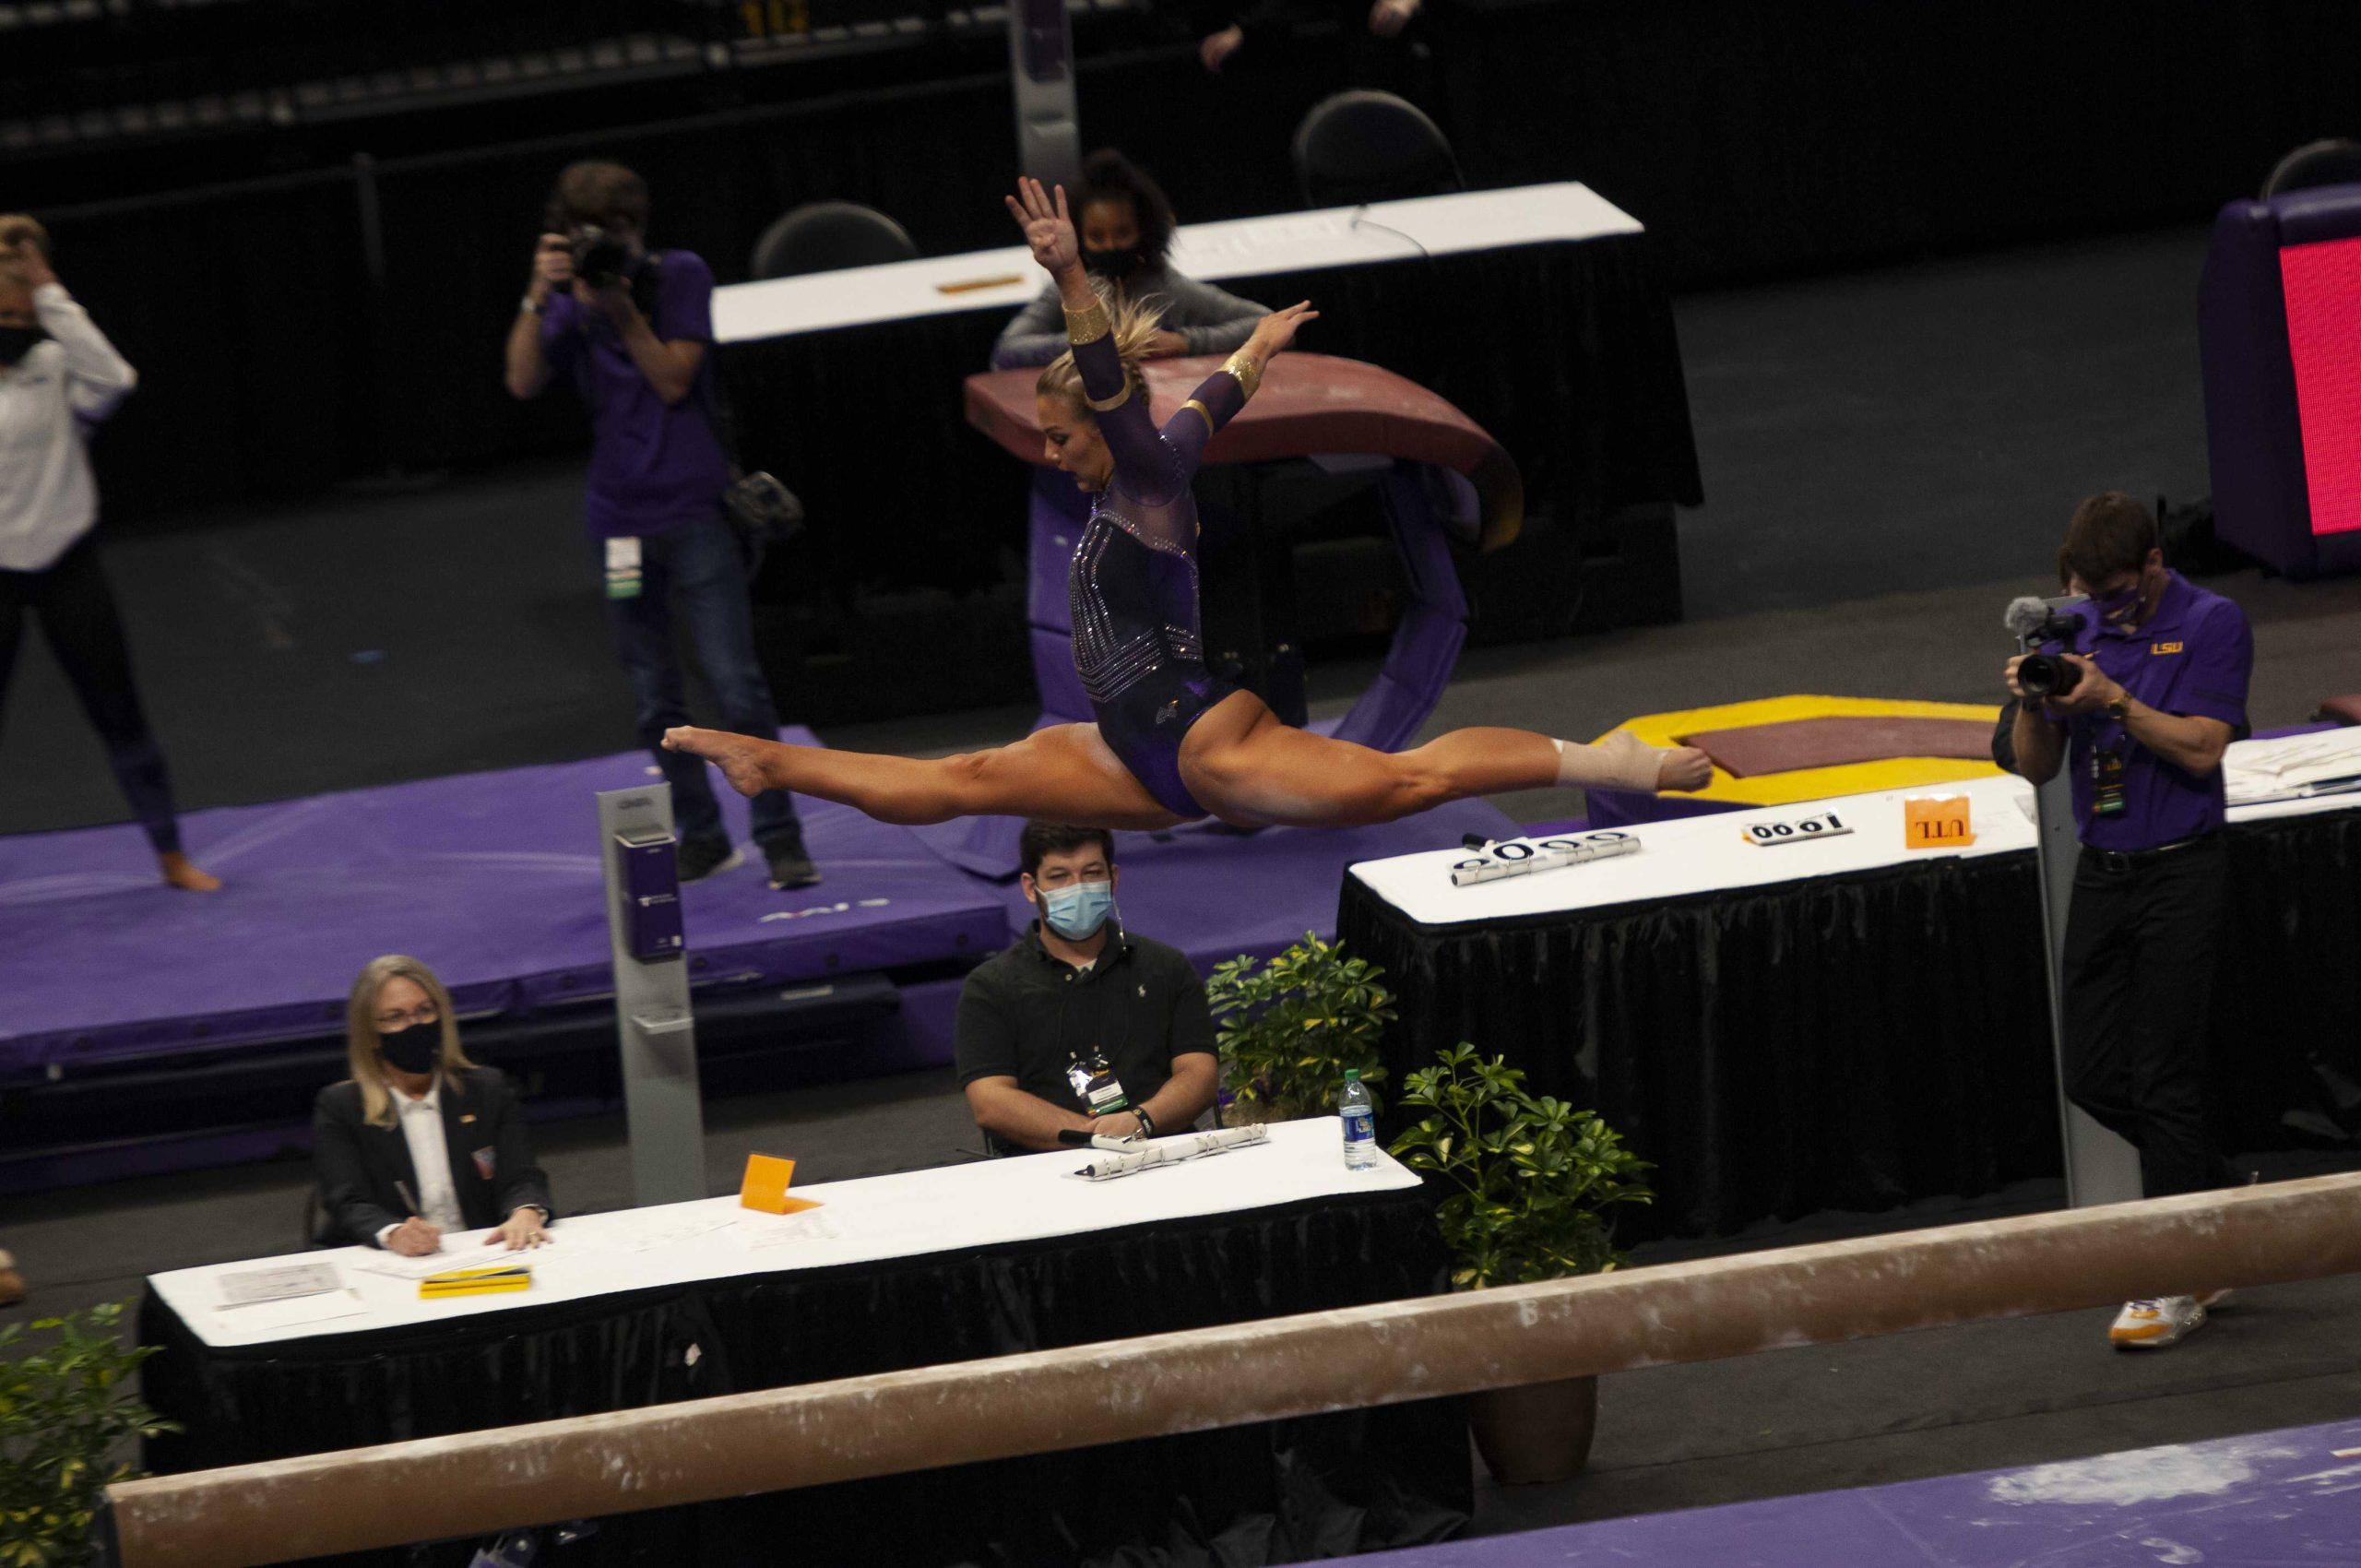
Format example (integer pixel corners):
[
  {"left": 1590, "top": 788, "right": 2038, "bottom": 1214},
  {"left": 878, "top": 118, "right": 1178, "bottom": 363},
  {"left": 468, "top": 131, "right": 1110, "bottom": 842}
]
[
  {"left": 1903, "top": 796, "right": 1975, "bottom": 850},
  {"left": 740, "top": 1154, "right": 821, "bottom": 1215}
]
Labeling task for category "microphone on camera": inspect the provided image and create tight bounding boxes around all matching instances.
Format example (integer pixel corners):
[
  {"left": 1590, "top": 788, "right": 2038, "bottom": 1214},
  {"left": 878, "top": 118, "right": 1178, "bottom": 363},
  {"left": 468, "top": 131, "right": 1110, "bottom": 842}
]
[{"left": 2002, "top": 596, "right": 2054, "bottom": 639}]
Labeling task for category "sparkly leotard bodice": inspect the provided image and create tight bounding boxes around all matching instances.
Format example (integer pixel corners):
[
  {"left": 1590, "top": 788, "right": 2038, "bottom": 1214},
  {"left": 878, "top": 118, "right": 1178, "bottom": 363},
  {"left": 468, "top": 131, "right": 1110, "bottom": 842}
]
[{"left": 1064, "top": 312, "right": 1250, "bottom": 817}]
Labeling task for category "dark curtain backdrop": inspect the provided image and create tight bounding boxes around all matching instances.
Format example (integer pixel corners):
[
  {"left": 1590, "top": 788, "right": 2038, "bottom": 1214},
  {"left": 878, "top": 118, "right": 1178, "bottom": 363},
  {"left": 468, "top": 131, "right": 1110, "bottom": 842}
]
[
  {"left": 1339, "top": 852, "right": 2066, "bottom": 1242},
  {"left": 140, "top": 1187, "right": 1470, "bottom": 1567},
  {"left": 37, "top": 1, "right": 2361, "bottom": 523}
]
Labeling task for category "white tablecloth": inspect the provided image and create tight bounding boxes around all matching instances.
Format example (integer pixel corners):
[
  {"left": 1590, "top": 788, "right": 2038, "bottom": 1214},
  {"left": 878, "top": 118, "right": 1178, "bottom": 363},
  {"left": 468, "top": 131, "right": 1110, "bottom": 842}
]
[
  {"left": 1350, "top": 774, "right": 2041, "bottom": 929},
  {"left": 712, "top": 183, "right": 1641, "bottom": 344},
  {"left": 1349, "top": 731, "right": 2361, "bottom": 930},
  {"left": 149, "top": 1117, "right": 1412, "bottom": 1348}
]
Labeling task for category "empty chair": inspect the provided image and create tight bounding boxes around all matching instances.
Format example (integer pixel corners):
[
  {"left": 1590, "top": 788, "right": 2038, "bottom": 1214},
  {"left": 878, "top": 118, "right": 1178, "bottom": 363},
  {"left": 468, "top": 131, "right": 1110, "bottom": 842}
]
[
  {"left": 749, "top": 200, "right": 918, "bottom": 280},
  {"left": 1290, "top": 90, "right": 1463, "bottom": 208},
  {"left": 2262, "top": 138, "right": 2361, "bottom": 199}
]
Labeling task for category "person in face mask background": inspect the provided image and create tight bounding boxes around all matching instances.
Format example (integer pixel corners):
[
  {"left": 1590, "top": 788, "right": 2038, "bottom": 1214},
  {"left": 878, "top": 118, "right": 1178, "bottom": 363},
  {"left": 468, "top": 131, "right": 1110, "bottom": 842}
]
[
  {"left": 955, "top": 823, "right": 1220, "bottom": 1154},
  {"left": 990, "top": 149, "right": 1268, "bottom": 371},
  {"left": 0, "top": 216, "right": 218, "bottom": 893},
  {"left": 1999, "top": 491, "right": 2253, "bottom": 1354},
  {"left": 312, "top": 955, "right": 554, "bottom": 1254}
]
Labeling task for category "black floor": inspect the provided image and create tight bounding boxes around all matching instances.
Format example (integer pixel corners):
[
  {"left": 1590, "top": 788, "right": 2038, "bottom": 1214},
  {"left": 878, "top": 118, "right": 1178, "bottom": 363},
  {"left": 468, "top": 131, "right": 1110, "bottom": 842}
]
[{"left": 8, "top": 221, "right": 2361, "bottom": 1552}]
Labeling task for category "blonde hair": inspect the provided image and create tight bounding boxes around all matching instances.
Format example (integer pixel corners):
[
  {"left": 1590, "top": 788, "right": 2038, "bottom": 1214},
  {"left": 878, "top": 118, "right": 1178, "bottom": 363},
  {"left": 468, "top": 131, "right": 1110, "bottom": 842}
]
[
  {"left": 1036, "top": 288, "right": 1168, "bottom": 417},
  {"left": 346, "top": 955, "right": 478, "bottom": 1129}
]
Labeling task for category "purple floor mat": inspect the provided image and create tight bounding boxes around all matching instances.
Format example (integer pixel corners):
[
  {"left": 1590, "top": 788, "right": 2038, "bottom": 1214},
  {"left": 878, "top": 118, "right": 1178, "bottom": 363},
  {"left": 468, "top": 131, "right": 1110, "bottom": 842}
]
[
  {"left": 0, "top": 729, "right": 1513, "bottom": 1083},
  {"left": 0, "top": 730, "right": 1009, "bottom": 1078},
  {"left": 1335, "top": 1417, "right": 2361, "bottom": 1565}
]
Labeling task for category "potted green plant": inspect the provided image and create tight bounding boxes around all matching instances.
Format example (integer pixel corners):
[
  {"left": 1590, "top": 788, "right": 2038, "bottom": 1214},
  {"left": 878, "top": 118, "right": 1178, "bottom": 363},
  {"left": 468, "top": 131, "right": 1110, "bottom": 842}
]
[
  {"left": 0, "top": 1302, "right": 180, "bottom": 1567},
  {"left": 1390, "top": 1044, "right": 1653, "bottom": 1483},
  {"left": 1208, "top": 932, "right": 1395, "bottom": 1124}
]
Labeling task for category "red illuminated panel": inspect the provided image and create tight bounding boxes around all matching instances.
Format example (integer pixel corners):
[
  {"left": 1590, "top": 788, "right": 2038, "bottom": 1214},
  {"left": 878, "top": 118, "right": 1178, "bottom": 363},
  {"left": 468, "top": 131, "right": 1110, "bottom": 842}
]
[{"left": 2280, "top": 235, "right": 2361, "bottom": 536}]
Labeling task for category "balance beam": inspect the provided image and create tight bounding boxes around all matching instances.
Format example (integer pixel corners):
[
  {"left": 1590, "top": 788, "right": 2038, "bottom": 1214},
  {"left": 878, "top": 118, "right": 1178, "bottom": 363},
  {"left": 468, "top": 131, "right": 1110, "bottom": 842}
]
[{"left": 107, "top": 1171, "right": 2361, "bottom": 1565}]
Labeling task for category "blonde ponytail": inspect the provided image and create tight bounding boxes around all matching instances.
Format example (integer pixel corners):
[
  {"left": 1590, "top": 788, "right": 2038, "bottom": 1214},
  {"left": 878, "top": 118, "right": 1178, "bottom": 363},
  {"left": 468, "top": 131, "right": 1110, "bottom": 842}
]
[{"left": 1036, "top": 286, "right": 1168, "bottom": 417}]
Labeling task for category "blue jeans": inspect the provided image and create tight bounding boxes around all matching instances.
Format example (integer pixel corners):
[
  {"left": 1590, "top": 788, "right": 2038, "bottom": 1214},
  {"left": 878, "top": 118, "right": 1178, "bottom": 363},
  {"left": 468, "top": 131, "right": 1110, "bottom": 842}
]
[{"left": 606, "top": 513, "right": 801, "bottom": 849}]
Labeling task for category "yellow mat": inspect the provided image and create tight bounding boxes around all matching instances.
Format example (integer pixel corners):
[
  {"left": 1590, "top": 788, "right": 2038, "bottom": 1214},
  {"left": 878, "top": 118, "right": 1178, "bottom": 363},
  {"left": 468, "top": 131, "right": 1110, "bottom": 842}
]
[{"left": 1605, "top": 695, "right": 2005, "bottom": 806}]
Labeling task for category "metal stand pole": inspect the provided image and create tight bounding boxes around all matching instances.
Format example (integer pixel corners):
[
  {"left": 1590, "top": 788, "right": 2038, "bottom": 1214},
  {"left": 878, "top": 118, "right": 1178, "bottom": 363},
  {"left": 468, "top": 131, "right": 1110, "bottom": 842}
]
[
  {"left": 2033, "top": 769, "right": 2142, "bottom": 1206},
  {"left": 1007, "top": 0, "right": 1081, "bottom": 191},
  {"left": 597, "top": 784, "right": 706, "bottom": 1207}
]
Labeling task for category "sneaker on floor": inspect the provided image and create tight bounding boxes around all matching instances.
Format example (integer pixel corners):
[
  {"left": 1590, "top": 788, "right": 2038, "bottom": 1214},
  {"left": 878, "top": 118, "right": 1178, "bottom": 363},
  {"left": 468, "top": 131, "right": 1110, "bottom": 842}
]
[
  {"left": 2109, "top": 1295, "right": 2207, "bottom": 1349},
  {"left": 677, "top": 837, "right": 744, "bottom": 884},
  {"left": 763, "top": 835, "right": 821, "bottom": 890}
]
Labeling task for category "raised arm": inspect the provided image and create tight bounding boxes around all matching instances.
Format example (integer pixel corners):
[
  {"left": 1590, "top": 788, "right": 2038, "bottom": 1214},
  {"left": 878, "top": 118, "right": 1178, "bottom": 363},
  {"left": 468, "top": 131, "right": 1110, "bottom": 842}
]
[
  {"left": 1157, "top": 300, "right": 1318, "bottom": 477},
  {"left": 1008, "top": 177, "right": 1170, "bottom": 484},
  {"left": 10, "top": 245, "right": 136, "bottom": 422}
]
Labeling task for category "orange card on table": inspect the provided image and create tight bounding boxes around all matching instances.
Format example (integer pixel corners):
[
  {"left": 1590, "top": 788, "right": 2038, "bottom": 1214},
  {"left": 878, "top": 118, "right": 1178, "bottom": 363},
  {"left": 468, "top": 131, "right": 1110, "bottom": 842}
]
[
  {"left": 1902, "top": 796, "right": 1975, "bottom": 850},
  {"left": 740, "top": 1154, "right": 819, "bottom": 1215}
]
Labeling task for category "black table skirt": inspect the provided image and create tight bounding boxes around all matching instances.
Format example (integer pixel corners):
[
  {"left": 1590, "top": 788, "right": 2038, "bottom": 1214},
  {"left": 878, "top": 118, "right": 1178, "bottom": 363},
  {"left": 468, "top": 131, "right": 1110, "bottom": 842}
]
[
  {"left": 140, "top": 1186, "right": 1468, "bottom": 1567},
  {"left": 718, "top": 229, "right": 1701, "bottom": 602},
  {"left": 1339, "top": 851, "right": 2063, "bottom": 1241}
]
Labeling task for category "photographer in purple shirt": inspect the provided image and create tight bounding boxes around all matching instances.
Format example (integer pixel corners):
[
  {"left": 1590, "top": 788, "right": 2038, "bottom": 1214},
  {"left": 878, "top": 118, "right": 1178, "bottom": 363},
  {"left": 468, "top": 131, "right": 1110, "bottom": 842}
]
[
  {"left": 503, "top": 160, "right": 815, "bottom": 887},
  {"left": 2001, "top": 492, "right": 2253, "bottom": 1353}
]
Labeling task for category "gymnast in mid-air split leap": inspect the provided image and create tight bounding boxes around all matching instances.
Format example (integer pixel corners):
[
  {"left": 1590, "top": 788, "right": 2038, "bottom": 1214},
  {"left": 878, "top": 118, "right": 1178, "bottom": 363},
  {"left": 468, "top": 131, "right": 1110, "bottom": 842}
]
[{"left": 664, "top": 177, "right": 1712, "bottom": 833}]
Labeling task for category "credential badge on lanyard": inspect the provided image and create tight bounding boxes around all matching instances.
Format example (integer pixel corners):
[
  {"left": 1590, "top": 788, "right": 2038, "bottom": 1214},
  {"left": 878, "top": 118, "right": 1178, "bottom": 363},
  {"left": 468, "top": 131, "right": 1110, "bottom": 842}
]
[
  {"left": 605, "top": 536, "right": 643, "bottom": 600},
  {"left": 1067, "top": 1049, "right": 1129, "bottom": 1115}
]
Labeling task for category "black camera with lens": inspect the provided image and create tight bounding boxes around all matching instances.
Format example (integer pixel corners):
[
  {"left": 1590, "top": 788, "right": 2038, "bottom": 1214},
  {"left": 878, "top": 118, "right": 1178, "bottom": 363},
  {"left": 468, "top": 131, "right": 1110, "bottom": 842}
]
[
  {"left": 2014, "top": 605, "right": 2088, "bottom": 698},
  {"left": 569, "top": 223, "right": 635, "bottom": 290}
]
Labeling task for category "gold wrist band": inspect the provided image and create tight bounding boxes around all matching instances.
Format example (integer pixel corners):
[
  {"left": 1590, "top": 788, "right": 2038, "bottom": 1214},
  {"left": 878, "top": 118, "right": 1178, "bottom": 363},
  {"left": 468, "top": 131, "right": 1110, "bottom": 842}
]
[
  {"left": 1063, "top": 297, "right": 1112, "bottom": 346},
  {"left": 1180, "top": 398, "right": 1215, "bottom": 433},
  {"left": 1086, "top": 380, "right": 1133, "bottom": 413},
  {"left": 1222, "top": 352, "right": 1263, "bottom": 400}
]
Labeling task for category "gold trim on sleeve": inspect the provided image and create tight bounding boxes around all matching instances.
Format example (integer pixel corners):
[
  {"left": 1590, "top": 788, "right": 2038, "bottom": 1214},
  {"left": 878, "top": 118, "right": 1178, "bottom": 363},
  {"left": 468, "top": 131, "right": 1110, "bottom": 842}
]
[
  {"left": 1221, "top": 351, "right": 1263, "bottom": 401},
  {"left": 1180, "top": 398, "right": 1215, "bottom": 433},
  {"left": 1086, "top": 380, "right": 1134, "bottom": 413},
  {"left": 1063, "top": 298, "right": 1112, "bottom": 346}
]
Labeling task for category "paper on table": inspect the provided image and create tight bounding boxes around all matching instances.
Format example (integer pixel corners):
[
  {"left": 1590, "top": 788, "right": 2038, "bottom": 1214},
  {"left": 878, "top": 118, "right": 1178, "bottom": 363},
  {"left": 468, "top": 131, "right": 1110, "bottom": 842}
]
[
  {"left": 347, "top": 1241, "right": 526, "bottom": 1281},
  {"left": 220, "top": 1290, "right": 371, "bottom": 1334},
  {"left": 217, "top": 1261, "right": 341, "bottom": 1306},
  {"left": 732, "top": 1208, "right": 841, "bottom": 1249}
]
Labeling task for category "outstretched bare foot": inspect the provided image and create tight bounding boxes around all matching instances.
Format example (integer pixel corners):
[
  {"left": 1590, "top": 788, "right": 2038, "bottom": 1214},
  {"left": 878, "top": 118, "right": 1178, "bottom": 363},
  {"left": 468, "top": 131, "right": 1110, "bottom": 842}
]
[
  {"left": 1656, "top": 746, "right": 1713, "bottom": 792},
  {"left": 159, "top": 851, "right": 221, "bottom": 892},
  {"left": 663, "top": 726, "right": 776, "bottom": 799}
]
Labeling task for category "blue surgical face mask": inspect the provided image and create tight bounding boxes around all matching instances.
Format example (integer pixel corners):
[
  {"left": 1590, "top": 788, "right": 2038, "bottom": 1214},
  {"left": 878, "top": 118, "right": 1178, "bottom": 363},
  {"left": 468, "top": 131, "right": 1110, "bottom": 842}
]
[{"left": 1039, "top": 878, "right": 1115, "bottom": 941}]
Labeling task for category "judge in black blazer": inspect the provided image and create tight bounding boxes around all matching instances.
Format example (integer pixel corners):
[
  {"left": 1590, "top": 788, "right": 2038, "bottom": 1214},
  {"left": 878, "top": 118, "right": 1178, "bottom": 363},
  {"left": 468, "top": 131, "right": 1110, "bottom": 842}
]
[{"left": 313, "top": 954, "right": 555, "bottom": 1254}]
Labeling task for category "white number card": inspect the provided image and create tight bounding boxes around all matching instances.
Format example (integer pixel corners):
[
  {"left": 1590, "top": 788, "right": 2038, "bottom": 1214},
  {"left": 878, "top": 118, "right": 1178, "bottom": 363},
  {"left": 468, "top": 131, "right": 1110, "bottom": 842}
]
[
  {"left": 1450, "top": 831, "right": 1641, "bottom": 886},
  {"left": 1738, "top": 810, "right": 1853, "bottom": 848}
]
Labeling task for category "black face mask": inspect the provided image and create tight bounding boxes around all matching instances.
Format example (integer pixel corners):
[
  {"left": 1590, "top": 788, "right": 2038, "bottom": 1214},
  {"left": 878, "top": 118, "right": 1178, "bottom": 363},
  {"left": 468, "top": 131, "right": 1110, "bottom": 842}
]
[
  {"left": 1083, "top": 245, "right": 1151, "bottom": 279},
  {"left": 0, "top": 327, "right": 42, "bottom": 367},
  {"left": 378, "top": 1021, "right": 440, "bottom": 1075}
]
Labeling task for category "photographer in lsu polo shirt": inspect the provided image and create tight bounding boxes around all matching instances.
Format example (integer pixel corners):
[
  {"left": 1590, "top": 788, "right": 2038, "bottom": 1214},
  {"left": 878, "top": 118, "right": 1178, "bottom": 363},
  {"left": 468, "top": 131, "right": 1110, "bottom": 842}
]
[
  {"left": 2002, "top": 492, "right": 2252, "bottom": 1353},
  {"left": 955, "top": 822, "right": 1218, "bottom": 1155}
]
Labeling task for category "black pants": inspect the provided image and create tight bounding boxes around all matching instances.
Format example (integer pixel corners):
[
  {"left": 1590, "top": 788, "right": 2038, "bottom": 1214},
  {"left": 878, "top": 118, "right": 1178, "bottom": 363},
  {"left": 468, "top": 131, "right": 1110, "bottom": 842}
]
[
  {"left": 2058, "top": 836, "right": 2229, "bottom": 1199},
  {"left": 0, "top": 534, "right": 182, "bottom": 853}
]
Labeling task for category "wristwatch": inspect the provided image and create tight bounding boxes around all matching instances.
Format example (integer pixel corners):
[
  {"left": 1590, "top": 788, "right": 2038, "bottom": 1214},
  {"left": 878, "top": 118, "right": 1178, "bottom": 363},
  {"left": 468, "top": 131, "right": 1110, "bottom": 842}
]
[
  {"left": 519, "top": 293, "right": 545, "bottom": 316},
  {"left": 2105, "top": 695, "right": 2131, "bottom": 721},
  {"left": 1133, "top": 1106, "right": 1156, "bottom": 1138}
]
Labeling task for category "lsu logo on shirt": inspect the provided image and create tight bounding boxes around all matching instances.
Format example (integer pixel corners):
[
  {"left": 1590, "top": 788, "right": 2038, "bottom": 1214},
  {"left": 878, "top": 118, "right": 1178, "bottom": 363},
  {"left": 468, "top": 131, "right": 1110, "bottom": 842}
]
[{"left": 2151, "top": 641, "right": 2184, "bottom": 656}]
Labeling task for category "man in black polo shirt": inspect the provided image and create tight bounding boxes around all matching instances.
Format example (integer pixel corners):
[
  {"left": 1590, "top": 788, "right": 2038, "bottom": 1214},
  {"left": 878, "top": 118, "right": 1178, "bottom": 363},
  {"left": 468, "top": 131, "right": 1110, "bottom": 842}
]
[{"left": 955, "top": 822, "right": 1219, "bottom": 1154}]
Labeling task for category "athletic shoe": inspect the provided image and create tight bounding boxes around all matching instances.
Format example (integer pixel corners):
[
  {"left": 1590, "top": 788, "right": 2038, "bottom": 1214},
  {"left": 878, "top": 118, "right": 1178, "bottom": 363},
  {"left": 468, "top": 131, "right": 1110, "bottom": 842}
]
[
  {"left": 762, "top": 827, "right": 821, "bottom": 890},
  {"left": 677, "top": 837, "right": 744, "bottom": 884},
  {"left": 2109, "top": 1295, "right": 2207, "bottom": 1349},
  {"left": 0, "top": 1249, "right": 23, "bottom": 1308}
]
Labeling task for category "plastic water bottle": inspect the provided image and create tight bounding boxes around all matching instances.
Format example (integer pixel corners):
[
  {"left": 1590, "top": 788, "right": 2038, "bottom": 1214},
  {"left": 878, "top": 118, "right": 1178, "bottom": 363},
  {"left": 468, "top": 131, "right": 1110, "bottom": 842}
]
[{"left": 1340, "top": 1069, "right": 1377, "bottom": 1170}]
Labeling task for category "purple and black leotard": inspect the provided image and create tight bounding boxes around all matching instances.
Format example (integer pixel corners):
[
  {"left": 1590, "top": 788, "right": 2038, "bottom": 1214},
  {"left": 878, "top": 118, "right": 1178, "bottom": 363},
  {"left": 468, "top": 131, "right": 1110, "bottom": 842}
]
[{"left": 1064, "top": 303, "right": 1252, "bottom": 819}]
